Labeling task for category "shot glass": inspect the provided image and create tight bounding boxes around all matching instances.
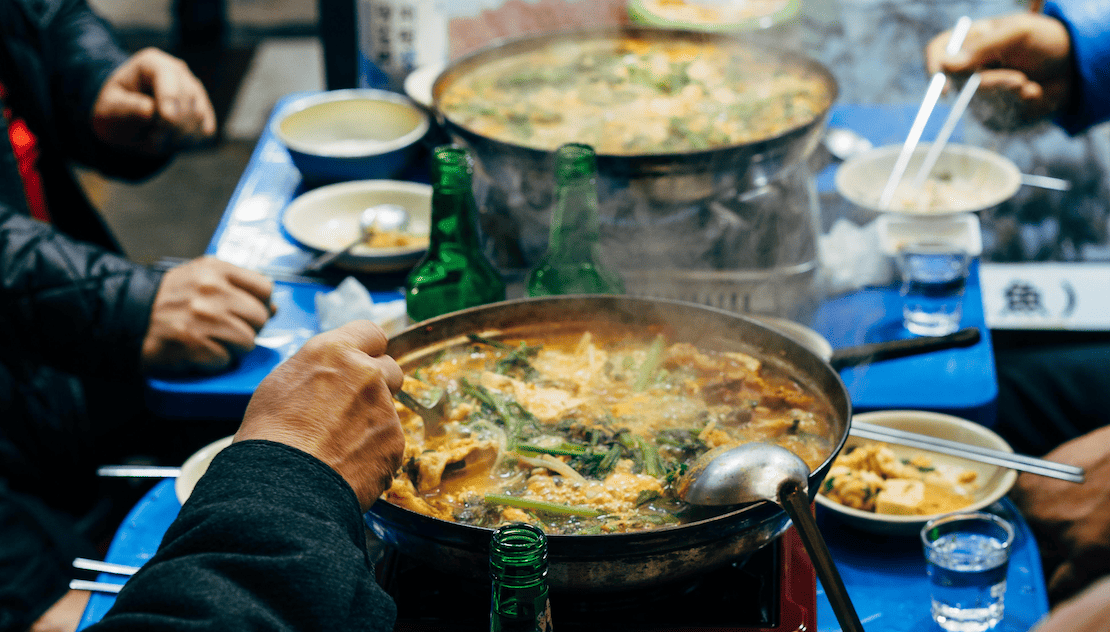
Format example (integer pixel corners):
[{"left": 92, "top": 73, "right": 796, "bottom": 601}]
[
  {"left": 921, "top": 512, "right": 1015, "bottom": 632},
  {"left": 896, "top": 240, "right": 971, "bottom": 336}
]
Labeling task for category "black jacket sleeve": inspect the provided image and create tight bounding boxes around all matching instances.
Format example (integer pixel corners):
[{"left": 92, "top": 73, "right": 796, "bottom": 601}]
[
  {"left": 0, "top": 201, "right": 160, "bottom": 377},
  {"left": 0, "top": 0, "right": 171, "bottom": 181},
  {"left": 86, "top": 441, "right": 398, "bottom": 632}
]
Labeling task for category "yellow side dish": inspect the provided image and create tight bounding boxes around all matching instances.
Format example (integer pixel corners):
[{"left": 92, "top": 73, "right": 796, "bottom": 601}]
[{"left": 820, "top": 442, "right": 979, "bottom": 516}]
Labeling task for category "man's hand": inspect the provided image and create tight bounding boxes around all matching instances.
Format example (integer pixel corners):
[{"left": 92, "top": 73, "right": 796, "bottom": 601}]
[
  {"left": 91, "top": 47, "right": 217, "bottom": 155},
  {"left": 1009, "top": 425, "right": 1110, "bottom": 605},
  {"left": 142, "top": 256, "right": 274, "bottom": 375},
  {"left": 925, "top": 13, "right": 1072, "bottom": 129},
  {"left": 234, "top": 321, "right": 406, "bottom": 511}
]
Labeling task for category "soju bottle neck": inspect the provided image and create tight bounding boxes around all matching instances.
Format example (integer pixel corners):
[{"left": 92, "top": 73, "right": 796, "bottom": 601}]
[{"left": 428, "top": 146, "right": 484, "bottom": 251}]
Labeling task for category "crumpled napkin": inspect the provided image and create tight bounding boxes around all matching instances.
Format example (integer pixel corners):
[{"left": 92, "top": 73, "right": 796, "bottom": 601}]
[
  {"left": 817, "top": 218, "right": 894, "bottom": 296},
  {"left": 315, "top": 277, "right": 408, "bottom": 336}
]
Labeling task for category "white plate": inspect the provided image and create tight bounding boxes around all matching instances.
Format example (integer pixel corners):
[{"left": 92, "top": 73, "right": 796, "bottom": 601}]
[
  {"left": 815, "top": 410, "right": 1018, "bottom": 536},
  {"left": 282, "top": 179, "right": 433, "bottom": 273},
  {"left": 175, "top": 435, "right": 235, "bottom": 504}
]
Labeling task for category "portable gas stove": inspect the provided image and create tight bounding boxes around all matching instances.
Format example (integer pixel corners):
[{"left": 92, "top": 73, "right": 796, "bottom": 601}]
[{"left": 377, "top": 526, "right": 815, "bottom": 632}]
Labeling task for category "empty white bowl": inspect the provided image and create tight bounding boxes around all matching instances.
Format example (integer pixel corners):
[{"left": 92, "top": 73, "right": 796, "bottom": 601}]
[
  {"left": 835, "top": 143, "right": 1022, "bottom": 216},
  {"left": 273, "top": 89, "right": 430, "bottom": 184},
  {"left": 282, "top": 179, "right": 433, "bottom": 273},
  {"left": 815, "top": 410, "right": 1018, "bottom": 536}
]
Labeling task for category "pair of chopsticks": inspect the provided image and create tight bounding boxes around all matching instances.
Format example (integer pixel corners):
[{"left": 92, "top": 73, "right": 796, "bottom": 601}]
[
  {"left": 879, "top": 16, "right": 980, "bottom": 210},
  {"left": 850, "top": 421, "right": 1086, "bottom": 483},
  {"left": 70, "top": 558, "right": 141, "bottom": 595}
]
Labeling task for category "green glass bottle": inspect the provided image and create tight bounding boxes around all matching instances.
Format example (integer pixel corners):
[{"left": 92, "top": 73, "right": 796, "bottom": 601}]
[
  {"left": 489, "top": 522, "right": 554, "bottom": 632},
  {"left": 525, "top": 143, "right": 624, "bottom": 297},
  {"left": 406, "top": 145, "right": 506, "bottom": 322}
]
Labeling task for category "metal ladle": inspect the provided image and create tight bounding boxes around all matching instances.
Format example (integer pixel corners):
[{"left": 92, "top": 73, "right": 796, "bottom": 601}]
[
  {"left": 678, "top": 443, "right": 866, "bottom": 632},
  {"left": 302, "top": 203, "right": 410, "bottom": 273}
]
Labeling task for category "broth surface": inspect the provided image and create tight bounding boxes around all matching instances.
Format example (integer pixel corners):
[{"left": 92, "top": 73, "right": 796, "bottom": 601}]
[
  {"left": 384, "top": 325, "right": 838, "bottom": 534},
  {"left": 438, "top": 35, "right": 832, "bottom": 155}
]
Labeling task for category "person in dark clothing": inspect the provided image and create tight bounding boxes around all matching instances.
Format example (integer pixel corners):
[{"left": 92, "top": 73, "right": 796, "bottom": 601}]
[
  {"left": 85, "top": 320, "right": 406, "bottom": 632},
  {"left": 0, "top": 1, "right": 275, "bottom": 630}
]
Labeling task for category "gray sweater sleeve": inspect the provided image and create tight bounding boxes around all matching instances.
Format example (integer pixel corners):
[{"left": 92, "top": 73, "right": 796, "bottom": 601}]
[{"left": 86, "top": 440, "right": 398, "bottom": 632}]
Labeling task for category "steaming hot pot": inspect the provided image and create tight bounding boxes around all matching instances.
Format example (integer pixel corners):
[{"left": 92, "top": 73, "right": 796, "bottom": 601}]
[
  {"left": 366, "top": 295, "right": 852, "bottom": 592},
  {"left": 428, "top": 27, "right": 838, "bottom": 317}
]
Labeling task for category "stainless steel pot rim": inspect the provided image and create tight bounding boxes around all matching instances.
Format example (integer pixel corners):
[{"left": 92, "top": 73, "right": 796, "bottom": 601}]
[{"left": 430, "top": 25, "right": 839, "bottom": 163}]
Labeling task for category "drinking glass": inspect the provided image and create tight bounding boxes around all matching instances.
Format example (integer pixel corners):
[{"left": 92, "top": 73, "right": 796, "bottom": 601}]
[
  {"left": 921, "top": 512, "right": 1015, "bottom": 632},
  {"left": 896, "top": 240, "right": 971, "bottom": 336}
]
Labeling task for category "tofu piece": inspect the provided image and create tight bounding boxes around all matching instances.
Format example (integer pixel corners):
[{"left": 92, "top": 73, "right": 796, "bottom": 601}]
[{"left": 875, "top": 479, "right": 925, "bottom": 516}]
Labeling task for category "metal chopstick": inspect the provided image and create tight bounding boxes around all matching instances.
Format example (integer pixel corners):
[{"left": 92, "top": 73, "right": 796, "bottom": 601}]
[
  {"left": 910, "top": 72, "right": 982, "bottom": 190},
  {"left": 850, "top": 421, "right": 1085, "bottom": 483},
  {"left": 70, "top": 580, "right": 124, "bottom": 594},
  {"left": 878, "top": 15, "right": 973, "bottom": 210},
  {"left": 73, "top": 558, "right": 141, "bottom": 576},
  {"left": 97, "top": 465, "right": 182, "bottom": 478}
]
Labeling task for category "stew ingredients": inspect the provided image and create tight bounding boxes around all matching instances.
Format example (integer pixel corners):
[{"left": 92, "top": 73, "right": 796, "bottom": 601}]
[
  {"left": 820, "top": 443, "right": 979, "bottom": 516},
  {"left": 384, "top": 326, "right": 838, "bottom": 534},
  {"left": 438, "top": 35, "right": 832, "bottom": 155}
]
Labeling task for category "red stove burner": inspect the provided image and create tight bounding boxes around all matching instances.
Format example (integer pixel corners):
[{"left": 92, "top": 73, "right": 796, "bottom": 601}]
[{"left": 378, "top": 526, "right": 815, "bottom": 632}]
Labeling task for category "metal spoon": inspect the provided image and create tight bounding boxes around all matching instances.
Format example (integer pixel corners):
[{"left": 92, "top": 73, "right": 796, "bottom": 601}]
[
  {"left": 678, "top": 443, "right": 866, "bottom": 632},
  {"left": 824, "top": 127, "right": 873, "bottom": 162},
  {"left": 395, "top": 389, "right": 448, "bottom": 437},
  {"left": 302, "top": 203, "right": 410, "bottom": 273}
]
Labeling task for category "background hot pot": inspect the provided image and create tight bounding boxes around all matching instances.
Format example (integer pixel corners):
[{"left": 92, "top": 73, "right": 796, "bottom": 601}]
[{"left": 429, "top": 28, "right": 839, "bottom": 319}]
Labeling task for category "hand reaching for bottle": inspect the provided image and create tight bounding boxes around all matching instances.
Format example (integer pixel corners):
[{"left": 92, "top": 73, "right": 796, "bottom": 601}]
[{"left": 141, "top": 256, "right": 275, "bottom": 375}]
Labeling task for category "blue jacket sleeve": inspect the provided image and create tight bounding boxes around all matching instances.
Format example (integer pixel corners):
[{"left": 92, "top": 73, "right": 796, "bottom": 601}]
[
  {"left": 86, "top": 441, "right": 398, "bottom": 632},
  {"left": 1043, "top": 0, "right": 1110, "bottom": 134}
]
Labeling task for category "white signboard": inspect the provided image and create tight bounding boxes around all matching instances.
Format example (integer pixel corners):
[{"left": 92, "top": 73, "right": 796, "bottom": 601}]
[{"left": 980, "top": 262, "right": 1110, "bottom": 331}]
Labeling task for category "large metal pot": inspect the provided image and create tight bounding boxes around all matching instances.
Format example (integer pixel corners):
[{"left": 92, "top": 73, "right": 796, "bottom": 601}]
[
  {"left": 367, "top": 295, "right": 851, "bottom": 591},
  {"left": 429, "top": 27, "right": 839, "bottom": 317}
]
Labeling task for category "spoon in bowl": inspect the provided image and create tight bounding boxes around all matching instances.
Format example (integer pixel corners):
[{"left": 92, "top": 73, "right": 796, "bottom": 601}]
[
  {"left": 302, "top": 203, "right": 410, "bottom": 273},
  {"left": 678, "top": 443, "right": 866, "bottom": 632}
]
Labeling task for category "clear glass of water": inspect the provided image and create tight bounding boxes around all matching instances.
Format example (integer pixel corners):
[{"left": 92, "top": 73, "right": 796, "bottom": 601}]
[
  {"left": 896, "top": 240, "right": 972, "bottom": 336},
  {"left": 921, "top": 512, "right": 1015, "bottom": 632}
]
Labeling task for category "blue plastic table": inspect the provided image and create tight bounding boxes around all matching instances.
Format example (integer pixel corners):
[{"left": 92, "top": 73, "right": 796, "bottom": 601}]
[
  {"left": 144, "top": 97, "right": 999, "bottom": 427},
  {"left": 77, "top": 478, "right": 1048, "bottom": 631}
]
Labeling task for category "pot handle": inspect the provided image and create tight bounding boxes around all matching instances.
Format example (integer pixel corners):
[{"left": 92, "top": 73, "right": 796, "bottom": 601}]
[{"left": 829, "top": 327, "right": 980, "bottom": 371}]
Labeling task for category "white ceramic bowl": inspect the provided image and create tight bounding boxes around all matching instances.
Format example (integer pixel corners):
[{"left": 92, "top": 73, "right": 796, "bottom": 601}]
[
  {"left": 175, "top": 435, "right": 234, "bottom": 504},
  {"left": 835, "top": 143, "right": 1022, "bottom": 216},
  {"left": 815, "top": 410, "right": 1018, "bottom": 536},
  {"left": 273, "top": 89, "right": 430, "bottom": 184},
  {"left": 282, "top": 179, "right": 433, "bottom": 273}
]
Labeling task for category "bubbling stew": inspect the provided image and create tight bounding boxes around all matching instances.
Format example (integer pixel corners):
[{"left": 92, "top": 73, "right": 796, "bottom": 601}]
[
  {"left": 384, "top": 324, "right": 839, "bottom": 535},
  {"left": 437, "top": 35, "right": 833, "bottom": 155}
]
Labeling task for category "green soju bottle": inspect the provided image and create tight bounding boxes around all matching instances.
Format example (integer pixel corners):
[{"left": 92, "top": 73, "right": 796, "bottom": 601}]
[
  {"left": 525, "top": 143, "right": 624, "bottom": 297},
  {"left": 406, "top": 145, "right": 506, "bottom": 322},
  {"left": 489, "top": 523, "right": 554, "bottom": 632}
]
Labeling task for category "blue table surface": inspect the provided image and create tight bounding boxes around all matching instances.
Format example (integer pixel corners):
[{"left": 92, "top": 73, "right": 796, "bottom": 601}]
[
  {"left": 78, "top": 478, "right": 1049, "bottom": 631},
  {"left": 145, "top": 96, "right": 998, "bottom": 427}
]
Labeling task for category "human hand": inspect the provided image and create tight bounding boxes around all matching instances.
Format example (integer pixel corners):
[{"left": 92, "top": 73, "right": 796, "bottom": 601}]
[
  {"left": 142, "top": 256, "right": 275, "bottom": 375},
  {"left": 234, "top": 320, "right": 406, "bottom": 511},
  {"left": 91, "top": 47, "right": 217, "bottom": 156},
  {"left": 1030, "top": 576, "right": 1110, "bottom": 632},
  {"left": 924, "top": 13, "right": 1072, "bottom": 129},
  {"left": 1009, "top": 425, "right": 1110, "bottom": 604}
]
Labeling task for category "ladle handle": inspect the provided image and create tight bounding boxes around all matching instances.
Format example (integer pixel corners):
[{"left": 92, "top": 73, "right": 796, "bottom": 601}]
[{"left": 780, "top": 483, "right": 866, "bottom": 632}]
